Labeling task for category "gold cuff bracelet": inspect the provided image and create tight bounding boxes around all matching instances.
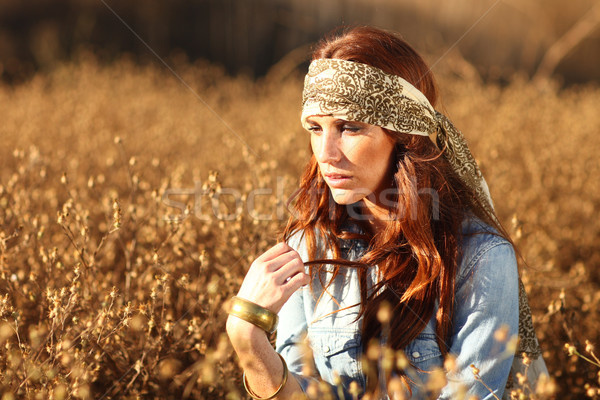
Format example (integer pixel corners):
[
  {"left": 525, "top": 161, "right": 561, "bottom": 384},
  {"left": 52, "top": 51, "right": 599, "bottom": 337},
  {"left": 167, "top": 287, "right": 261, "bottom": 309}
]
[{"left": 228, "top": 296, "right": 279, "bottom": 334}]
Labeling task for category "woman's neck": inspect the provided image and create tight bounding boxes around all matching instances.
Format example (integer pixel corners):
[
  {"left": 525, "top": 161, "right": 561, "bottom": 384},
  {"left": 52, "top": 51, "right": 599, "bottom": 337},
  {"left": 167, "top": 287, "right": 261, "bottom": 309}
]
[{"left": 359, "top": 198, "right": 392, "bottom": 235}]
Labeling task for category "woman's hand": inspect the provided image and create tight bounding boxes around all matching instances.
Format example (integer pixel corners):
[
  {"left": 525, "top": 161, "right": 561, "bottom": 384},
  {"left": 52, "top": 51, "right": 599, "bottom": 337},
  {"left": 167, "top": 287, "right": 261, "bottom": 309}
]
[
  {"left": 227, "top": 242, "right": 309, "bottom": 349},
  {"left": 225, "top": 243, "right": 309, "bottom": 399},
  {"left": 236, "top": 242, "right": 310, "bottom": 314}
]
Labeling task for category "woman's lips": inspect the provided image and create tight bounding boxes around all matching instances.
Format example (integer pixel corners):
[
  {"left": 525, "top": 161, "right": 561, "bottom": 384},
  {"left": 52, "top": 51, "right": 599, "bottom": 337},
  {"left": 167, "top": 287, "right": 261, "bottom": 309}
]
[{"left": 323, "top": 173, "right": 352, "bottom": 188}]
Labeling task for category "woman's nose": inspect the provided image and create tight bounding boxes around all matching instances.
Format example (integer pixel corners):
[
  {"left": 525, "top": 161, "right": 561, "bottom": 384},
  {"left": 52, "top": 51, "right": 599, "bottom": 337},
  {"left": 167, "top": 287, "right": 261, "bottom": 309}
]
[{"left": 314, "top": 131, "right": 342, "bottom": 163}]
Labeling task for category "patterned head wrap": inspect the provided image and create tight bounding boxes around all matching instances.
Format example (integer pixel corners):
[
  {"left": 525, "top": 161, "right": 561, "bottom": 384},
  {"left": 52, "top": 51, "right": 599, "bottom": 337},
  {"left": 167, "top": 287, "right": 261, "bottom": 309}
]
[
  {"left": 301, "top": 58, "right": 547, "bottom": 387},
  {"left": 301, "top": 58, "right": 494, "bottom": 218}
]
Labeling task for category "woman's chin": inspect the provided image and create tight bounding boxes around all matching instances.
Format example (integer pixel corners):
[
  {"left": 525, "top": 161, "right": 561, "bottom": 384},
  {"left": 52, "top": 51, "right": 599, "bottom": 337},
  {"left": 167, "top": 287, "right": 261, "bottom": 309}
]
[{"left": 330, "top": 189, "right": 363, "bottom": 205}]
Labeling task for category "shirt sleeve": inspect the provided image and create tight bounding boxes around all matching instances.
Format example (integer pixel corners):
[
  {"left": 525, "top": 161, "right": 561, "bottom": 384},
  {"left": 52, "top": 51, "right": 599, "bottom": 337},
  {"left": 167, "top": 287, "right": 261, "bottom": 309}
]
[
  {"left": 276, "top": 231, "right": 339, "bottom": 398},
  {"left": 439, "top": 240, "right": 519, "bottom": 400},
  {"left": 275, "top": 286, "right": 319, "bottom": 394}
]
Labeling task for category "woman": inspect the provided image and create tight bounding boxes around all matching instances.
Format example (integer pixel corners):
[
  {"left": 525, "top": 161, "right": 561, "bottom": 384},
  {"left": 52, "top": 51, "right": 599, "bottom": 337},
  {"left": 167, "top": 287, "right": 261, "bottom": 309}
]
[{"left": 226, "top": 26, "right": 547, "bottom": 399}]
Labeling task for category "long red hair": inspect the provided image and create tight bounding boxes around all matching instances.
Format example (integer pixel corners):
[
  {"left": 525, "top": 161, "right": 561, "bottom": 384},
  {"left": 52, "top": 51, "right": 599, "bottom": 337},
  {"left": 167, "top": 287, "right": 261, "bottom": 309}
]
[{"left": 282, "top": 26, "right": 503, "bottom": 393}]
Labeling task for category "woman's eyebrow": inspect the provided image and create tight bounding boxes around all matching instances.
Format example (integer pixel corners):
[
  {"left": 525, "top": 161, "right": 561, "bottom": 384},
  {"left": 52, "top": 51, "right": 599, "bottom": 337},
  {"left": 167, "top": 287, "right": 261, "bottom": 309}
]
[{"left": 305, "top": 117, "right": 352, "bottom": 124}]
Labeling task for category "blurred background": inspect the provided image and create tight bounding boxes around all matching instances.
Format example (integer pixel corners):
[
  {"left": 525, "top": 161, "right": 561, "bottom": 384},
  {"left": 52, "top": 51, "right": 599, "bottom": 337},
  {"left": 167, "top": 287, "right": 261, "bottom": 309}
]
[{"left": 1, "top": 0, "right": 600, "bottom": 85}]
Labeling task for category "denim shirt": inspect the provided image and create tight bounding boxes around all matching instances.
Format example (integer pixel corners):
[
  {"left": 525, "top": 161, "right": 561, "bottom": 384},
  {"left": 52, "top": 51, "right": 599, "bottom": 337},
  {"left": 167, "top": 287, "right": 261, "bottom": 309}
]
[{"left": 276, "top": 217, "right": 520, "bottom": 399}]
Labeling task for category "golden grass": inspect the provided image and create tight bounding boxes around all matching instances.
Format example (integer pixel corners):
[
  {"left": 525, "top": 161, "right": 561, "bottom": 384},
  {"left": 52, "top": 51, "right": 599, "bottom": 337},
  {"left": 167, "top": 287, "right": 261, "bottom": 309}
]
[{"left": 0, "top": 54, "right": 599, "bottom": 399}]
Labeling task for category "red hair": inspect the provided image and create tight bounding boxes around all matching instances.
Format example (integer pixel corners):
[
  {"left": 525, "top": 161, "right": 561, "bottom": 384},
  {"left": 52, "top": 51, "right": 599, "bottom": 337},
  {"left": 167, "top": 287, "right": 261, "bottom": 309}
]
[
  {"left": 312, "top": 26, "right": 438, "bottom": 107},
  {"left": 282, "top": 26, "right": 501, "bottom": 394}
]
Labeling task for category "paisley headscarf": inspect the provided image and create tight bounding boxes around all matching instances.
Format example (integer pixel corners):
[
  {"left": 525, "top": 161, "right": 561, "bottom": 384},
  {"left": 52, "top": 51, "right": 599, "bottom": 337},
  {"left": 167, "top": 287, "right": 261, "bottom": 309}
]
[
  {"left": 301, "top": 58, "right": 546, "bottom": 393},
  {"left": 301, "top": 58, "right": 494, "bottom": 218}
]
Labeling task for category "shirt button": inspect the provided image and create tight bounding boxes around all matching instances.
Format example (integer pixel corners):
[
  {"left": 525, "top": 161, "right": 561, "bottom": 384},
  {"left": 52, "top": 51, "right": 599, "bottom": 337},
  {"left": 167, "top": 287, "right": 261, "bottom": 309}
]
[
  {"left": 324, "top": 346, "right": 330, "bottom": 353},
  {"left": 412, "top": 351, "right": 420, "bottom": 358}
]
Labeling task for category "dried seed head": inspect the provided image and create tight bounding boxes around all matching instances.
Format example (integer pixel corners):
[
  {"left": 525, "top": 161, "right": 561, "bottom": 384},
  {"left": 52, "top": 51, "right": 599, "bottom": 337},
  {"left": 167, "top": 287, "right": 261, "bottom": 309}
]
[
  {"left": 565, "top": 343, "right": 577, "bottom": 356},
  {"left": 427, "top": 368, "right": 447, "bottom": 391},
  {"left": 112, "top": 199, "right": 122, "bottom": 230},
  {"left": 516, "top": 372, "right": 527, "bottom": 385},
  {"left": 444, "top": 354, "right": 458, "bottom": 373},
  {"left": 349, "top": 381, "right": 361, "bottom": 396},
  {"left": 158, "top": 358, "right": 181, "bottom": 380},
  {"left": 131, "top": 315, "right": 145, "bottom": 331},
  {"left": 301, "top": 364, "right": 314, "bottom": 377},
  {"left": 199, "top": 250, "right": 207, "bottom": 265},
  {"left": 388, "top": 377, "right": 406, "bottom": 399},
  {"left": 585, "top": 340, "right": 595, "bottom": 353},
  {"left": 332, "top": 371, "right": 342, "bottom": 386},
  {"left": 306, "top": 382, "right": 319, "bottom": 398},
  {"left": 366, "top": 341, "right": 380, "bottom": 361},
  {"left": 376, "top": 301, "right": 391, "bottom": 324},
  {"left": 507, "top": 335, "right": 519, "bottom": 354},
  {"left": 396, "top": 350, "right": 409, "bottom": 370},
  {"left": 382, "top": 347, "right": 395, "bottom": 372},
  {"left": 535, "top": 374, "right": 557, "bottom": 395},
  {"left": 494, "top": 324, "right": 509, "bottom": 342},
  {"left": 470, "top": 364, "right": 480, "bottom": 376},
  {"left": 53, "top": 384, "right": 67, "bottom": 400},
  {"left": 0, "top": 322, "right": 13, "bottom": 343},
  {"left": 511, "top": 214, "right": 519, "bottom": 229}
]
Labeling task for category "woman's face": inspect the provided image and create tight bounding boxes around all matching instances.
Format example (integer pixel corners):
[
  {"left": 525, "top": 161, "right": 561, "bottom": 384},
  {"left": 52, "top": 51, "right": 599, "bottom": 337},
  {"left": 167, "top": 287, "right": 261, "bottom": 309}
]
[{"left": 306, "top": 115, "right": 397, "bottom": 207}]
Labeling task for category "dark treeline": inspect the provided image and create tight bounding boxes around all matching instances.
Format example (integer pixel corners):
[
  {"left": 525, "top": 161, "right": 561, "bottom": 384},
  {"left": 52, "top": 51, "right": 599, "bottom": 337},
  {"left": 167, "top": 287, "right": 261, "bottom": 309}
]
[{"left": 1, "top": 0, "right": 599, "bottom": 85}]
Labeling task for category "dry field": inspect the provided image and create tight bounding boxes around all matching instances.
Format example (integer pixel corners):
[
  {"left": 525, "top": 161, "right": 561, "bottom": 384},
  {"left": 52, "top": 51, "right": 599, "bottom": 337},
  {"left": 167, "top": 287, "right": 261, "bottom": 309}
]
[{"left": 0, "top": 54, "right": 599, "bottom": 399}]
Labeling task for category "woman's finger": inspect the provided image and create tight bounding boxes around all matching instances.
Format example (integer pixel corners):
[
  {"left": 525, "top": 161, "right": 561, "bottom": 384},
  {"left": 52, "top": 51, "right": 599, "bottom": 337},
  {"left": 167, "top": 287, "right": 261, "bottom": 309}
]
[
  {"left": 264, "top": 249, "right": 300, "bottom": 273},
  {"left": 254, "top": 242, "right": 291, "bottom": 263},
  {"left": 282, "top": 270, "right": 311, "bottom": 292},
  {"left": 272, "top": 256, "right": 305, "bottom": 284}
]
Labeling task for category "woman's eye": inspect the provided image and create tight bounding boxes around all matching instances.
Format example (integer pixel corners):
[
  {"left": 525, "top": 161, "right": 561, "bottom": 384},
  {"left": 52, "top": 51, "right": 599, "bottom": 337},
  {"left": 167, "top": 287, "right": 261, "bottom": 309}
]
[
  {"left": 307, "top": 126, "right": 322, "bottom": 133},
  {"left": 342, "top": 125, "right": 361, "bottom": 133}
]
